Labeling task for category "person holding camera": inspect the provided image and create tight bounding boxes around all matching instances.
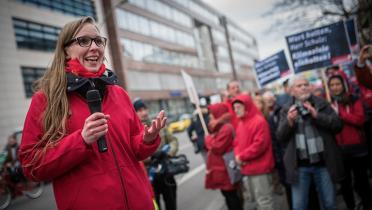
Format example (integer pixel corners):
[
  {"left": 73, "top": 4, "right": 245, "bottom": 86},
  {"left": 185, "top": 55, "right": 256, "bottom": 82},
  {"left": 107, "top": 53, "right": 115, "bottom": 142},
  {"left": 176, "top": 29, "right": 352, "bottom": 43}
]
[
  {"left": 276, "top": 76, "right": 344, "bottom": 210},
  {"left": 133, "top": 98, "right": 179, "bottom": 210}
]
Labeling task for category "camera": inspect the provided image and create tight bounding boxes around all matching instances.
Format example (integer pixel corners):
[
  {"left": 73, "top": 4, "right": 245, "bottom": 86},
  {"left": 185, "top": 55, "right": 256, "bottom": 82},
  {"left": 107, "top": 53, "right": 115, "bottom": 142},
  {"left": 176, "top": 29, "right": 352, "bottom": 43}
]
[{"left": 295, "top": 102, "right": 310, "bottom": 117}]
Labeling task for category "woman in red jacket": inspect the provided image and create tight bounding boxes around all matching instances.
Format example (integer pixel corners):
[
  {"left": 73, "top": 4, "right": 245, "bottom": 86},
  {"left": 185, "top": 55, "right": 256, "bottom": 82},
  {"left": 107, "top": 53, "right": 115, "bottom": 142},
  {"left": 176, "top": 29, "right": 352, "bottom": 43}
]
[
  {"left": 19, "top": 17, "right": 166, "bottom": 210},
  {"left": 328, "top": 71, "right": 372, "bottom": 210},
  {"left": 205, "top": 103, "right": 242, "bottom": 210}
]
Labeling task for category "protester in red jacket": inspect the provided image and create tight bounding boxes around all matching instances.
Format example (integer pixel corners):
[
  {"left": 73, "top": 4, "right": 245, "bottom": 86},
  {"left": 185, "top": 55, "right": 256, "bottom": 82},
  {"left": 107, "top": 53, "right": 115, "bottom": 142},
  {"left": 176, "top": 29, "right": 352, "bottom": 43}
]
[
  {"left": 19, "top": 17, "right": 166, "bottom": 210},
  {"left": 232, "top": 94, "right": 274, "bottom": 210},
  {"left": 328, "top": 71, "right": 372, "bottom": 210},
  {"left": 205, "top": 103, "right": 242, "bottom": 210}
]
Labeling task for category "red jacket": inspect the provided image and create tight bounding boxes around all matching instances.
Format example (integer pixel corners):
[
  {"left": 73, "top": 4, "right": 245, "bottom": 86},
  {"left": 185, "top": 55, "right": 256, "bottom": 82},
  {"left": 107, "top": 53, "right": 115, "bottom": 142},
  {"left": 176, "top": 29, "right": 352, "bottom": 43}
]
[
  {"left": 232, "top": 95, "right": 274, "bottom": 176},
  {"left": 328, "top": 71, "right": 365, "bottom": 147},
  {"left": 205, "top": 103, "right": 237, "bottom": 191},
  {"left": 335, "top": 99, "right": 365, "bottom": 146},
  {"left": 19, "top": 86, "right": 160, "bottom": 210}
]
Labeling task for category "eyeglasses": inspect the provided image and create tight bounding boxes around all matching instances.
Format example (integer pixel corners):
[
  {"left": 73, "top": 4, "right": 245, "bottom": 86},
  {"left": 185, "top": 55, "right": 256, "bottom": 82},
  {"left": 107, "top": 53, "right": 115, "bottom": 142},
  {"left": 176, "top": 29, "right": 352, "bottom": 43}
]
[{"left": 65, "top": 36, "right": 107, "bottom": 48}]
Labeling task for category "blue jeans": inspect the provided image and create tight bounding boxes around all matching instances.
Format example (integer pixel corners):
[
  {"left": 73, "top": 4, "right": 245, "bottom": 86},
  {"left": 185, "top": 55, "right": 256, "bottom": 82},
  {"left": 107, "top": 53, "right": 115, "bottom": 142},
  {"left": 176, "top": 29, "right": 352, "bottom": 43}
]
[{"left": 292, "top": 166, "right": 337, "bottom": 210}]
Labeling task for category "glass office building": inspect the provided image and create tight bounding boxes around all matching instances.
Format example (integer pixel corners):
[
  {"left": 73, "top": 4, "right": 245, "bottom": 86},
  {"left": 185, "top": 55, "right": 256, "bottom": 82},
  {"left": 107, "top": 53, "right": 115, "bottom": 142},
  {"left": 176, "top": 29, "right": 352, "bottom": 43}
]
[{"left": 103, "top": 0, "right": 259, "bottom": 117}]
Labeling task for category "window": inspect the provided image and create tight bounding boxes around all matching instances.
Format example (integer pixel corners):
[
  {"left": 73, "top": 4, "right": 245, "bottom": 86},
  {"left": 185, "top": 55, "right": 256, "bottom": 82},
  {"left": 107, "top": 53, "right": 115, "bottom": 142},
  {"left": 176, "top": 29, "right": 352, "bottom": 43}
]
[
  {"left": 13, "top": 18, "right": 60, "bottom": 51},
  {"left": 121, "top": 38, "right": 200, "bottom": 68},
  {"left": 128, "top": 0, "right": 192, "bottom": 28},
  {"left": 18, "top": 0, "right": 97, "bottom": 20},
  {"left": 21, "top": 66, "right": 46, "bottom": 98},
  {"left": 116, "top": 9, "right": 195, "bottom": 48}
]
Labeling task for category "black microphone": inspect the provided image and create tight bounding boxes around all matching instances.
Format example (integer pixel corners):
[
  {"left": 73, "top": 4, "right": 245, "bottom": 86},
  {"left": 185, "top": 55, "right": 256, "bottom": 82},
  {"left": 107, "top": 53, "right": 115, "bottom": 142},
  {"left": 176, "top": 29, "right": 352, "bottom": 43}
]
[{"left": 86, "top": 89, "right": 108, "bottom": 153}]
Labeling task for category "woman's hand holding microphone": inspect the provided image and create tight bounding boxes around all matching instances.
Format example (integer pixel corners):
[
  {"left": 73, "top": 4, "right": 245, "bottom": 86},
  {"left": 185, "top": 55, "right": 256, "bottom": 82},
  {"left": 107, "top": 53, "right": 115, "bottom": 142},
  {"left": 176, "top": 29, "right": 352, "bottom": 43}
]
[{"left": 81, "top": 112, "right": 110, "bottom": 145}]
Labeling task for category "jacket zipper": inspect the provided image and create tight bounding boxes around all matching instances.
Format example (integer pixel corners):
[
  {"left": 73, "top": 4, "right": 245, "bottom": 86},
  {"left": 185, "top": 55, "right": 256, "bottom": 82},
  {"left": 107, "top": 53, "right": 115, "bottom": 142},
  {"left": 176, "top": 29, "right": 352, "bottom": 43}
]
[
  {"left": 107, "top": 130, "right": 130, "bottom": 210},
  {"left": 86, "top": 81, "right": 131, "bottom": 209}
]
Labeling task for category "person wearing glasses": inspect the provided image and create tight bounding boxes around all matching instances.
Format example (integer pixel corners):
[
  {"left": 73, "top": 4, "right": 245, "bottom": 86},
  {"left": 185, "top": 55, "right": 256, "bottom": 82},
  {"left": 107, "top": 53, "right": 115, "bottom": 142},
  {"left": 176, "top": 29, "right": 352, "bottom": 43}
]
[{"left": 19, "top": 17, "right": 166, "bottom": 210}]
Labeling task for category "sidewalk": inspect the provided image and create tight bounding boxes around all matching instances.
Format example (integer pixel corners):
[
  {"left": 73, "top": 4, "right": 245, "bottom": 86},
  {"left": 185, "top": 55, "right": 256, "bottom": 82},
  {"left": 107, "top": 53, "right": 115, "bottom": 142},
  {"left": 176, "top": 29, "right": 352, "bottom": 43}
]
[{"left": 218, "top": 192, "right": 349, "bottom": 210}]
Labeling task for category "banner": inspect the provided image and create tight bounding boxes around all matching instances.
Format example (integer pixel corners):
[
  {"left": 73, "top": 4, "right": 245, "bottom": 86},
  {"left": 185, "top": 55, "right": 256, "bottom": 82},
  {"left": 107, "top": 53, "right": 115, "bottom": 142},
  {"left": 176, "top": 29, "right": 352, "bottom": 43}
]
[
  {"left": 286, "top": 21, "right": 352, "bottom": 73},
  {"left": 181, "top": 70, "right": 209, "bottom": 135},
  {"left": 254, "top": 50, "right": 291, "bottom": 88}
]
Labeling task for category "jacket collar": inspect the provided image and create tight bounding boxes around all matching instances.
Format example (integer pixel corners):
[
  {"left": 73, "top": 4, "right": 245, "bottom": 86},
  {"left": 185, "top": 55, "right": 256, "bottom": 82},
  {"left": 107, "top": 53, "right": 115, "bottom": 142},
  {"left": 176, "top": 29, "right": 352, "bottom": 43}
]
[{"left": 66, "top": 69, "right": 118, "bottom": 92}]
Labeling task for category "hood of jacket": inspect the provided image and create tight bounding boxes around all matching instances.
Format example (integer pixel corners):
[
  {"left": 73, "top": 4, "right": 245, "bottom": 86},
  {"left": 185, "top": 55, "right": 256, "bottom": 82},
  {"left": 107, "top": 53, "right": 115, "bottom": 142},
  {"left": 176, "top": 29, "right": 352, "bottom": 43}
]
[
  {"left": 208, "top": 103, "right": 230, "bottom": 133},
  {"left": 327, "top": 70, "right": 353, "bottom": 103},
  {"left": 232, "top": 94, "right": 261, "bottom": 120}
]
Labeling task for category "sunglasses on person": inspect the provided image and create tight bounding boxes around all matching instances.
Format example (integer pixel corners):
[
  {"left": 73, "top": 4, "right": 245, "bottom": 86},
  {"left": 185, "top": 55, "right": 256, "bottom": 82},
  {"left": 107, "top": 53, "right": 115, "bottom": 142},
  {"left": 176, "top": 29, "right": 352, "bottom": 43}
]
[{"left": 64, "top": 36, "right": 107, "bottom": 48}]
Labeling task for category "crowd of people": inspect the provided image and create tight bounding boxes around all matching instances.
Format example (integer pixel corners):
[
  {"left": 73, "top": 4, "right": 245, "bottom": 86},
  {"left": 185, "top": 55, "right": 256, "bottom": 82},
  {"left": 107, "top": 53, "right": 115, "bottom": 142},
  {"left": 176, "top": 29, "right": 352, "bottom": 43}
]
[
  {"left": 3, "top": 15, "right": 370, "bottom": 210},
  {"left": 198, "top": 45, "right": 372, "bottom": 210}
]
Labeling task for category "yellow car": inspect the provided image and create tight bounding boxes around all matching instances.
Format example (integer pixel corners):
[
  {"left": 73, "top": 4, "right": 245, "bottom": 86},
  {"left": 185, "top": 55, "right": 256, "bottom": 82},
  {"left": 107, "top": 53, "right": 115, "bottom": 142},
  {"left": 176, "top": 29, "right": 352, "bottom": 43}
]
[{"left": 167, "top": 114, "right": 192, "bottom": 134}]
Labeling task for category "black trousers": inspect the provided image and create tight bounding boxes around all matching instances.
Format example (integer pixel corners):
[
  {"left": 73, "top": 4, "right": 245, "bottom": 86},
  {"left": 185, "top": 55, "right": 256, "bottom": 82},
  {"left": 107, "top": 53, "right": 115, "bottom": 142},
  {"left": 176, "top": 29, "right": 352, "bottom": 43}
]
[
  {"left": 221, "top": 189, "right": 243, "bottom": 210},
  {"left": 153, "top": 175, "right": 177, "bottom": 210},
  {"left": 340, "top": 155, "right": 372, "bottom": 209}
]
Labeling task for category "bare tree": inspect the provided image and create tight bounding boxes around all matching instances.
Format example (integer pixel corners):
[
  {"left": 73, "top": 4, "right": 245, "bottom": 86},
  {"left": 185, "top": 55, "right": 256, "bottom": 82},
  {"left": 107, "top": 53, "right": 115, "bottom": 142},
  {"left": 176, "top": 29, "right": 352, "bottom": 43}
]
[{"left": 265, "top": 0, "right": 372, "bottom": 43}]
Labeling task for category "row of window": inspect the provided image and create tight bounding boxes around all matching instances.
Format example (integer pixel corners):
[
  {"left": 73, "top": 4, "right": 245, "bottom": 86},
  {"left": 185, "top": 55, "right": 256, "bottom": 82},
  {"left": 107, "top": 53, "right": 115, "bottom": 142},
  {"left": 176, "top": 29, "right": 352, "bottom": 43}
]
[
  {"left": 116, "top": 9, "right": 195, "bottom": 48},
  {"left": 18, "top": 0, "right": 96, "bottom": 19},
  {"left": 13, "top": 18, "right": 61, "bottom": 51},
  {"left": 128, "top": 71, "right": 185, "bottom": 91},
  {"left": 231, "top": 38, "right": 257, "bottom": 57},
  {"left": 121, "top": 38, "right": 200, "bottom": 69},
  {"left": 20, "top": 65, "right": 232, "bottom": 99},
  {"left": 21, "top": 66, "right": 45, "bottom": 98},
  {"left": 228, "top": 24, "right": 255, "bottom": 47},
  {"left": 128, "top": 70, "right": 225, "bottom": 92},
  {"left": 145, "top": 98, "right": 192, "bottom": 119},
  {"left": 171, "top": 0, "right": 220, "bottom": 26},
  {"left": 233, "top": 50, "right": 255, "bottom": 66},
  {"left": 217, "top": 60, "right": 232, "bottom": 73},
  {"left": 212, "top": 29, "right": 226, "bottom": 44},
  {"left": 128, "top": 0, "right": 192, "bottom": 28},
  {"left": 216, "top": 45, "right": 229, "bottom": 59}
]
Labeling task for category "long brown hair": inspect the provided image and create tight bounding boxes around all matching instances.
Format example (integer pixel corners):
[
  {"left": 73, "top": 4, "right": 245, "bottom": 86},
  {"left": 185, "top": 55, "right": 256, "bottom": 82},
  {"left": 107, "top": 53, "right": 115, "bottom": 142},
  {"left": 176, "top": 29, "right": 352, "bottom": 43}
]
[{"left": 25, "top": 17, "right": 98, "bottom": 169}]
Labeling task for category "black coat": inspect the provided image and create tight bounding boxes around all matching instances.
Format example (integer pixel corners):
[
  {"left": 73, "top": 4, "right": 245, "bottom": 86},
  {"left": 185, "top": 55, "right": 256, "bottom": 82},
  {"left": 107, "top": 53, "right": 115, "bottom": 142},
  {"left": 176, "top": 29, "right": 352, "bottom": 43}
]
[{"left": 276, "top": 95, "right": 345, "bottom": 184}]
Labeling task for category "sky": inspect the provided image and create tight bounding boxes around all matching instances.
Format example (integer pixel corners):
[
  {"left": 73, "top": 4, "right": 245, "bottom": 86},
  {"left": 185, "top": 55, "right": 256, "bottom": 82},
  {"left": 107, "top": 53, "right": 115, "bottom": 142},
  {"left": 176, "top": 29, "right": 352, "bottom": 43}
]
[{"left": 201, "top": 0, "right": 287, "bottom": 60}]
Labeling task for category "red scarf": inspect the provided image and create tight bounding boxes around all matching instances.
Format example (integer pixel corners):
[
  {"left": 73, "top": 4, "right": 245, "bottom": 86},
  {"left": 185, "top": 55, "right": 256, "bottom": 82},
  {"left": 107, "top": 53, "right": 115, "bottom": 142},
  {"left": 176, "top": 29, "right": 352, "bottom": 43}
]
[{"left": 66, "top": 58, "right": 106, "bottom": 78}]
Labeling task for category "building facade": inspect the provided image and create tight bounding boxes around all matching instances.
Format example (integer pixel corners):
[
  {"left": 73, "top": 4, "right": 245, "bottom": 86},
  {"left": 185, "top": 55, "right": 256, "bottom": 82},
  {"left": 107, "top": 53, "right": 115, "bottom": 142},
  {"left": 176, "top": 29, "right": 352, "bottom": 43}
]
[
  {"left": 0, "top": 0, "right": 258, "bottom": 145},
  {"left": 103, "top": 0, "right": 259, "bottom": 117}
]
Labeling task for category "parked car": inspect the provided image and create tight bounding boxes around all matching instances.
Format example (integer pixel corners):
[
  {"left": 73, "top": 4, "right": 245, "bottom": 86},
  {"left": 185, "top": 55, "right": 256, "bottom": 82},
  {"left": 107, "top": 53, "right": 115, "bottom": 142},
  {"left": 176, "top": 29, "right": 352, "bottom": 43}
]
[{"left": 167, "top": 113, "right": 192, "bottom": 134}]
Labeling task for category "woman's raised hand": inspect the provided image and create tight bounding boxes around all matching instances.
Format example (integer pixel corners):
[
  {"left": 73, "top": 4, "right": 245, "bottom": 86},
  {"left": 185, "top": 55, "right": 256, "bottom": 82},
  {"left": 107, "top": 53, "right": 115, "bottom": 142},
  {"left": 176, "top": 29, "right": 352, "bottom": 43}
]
[{"left": 143, "top": 110, "right": 167, "bottom": 144}]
